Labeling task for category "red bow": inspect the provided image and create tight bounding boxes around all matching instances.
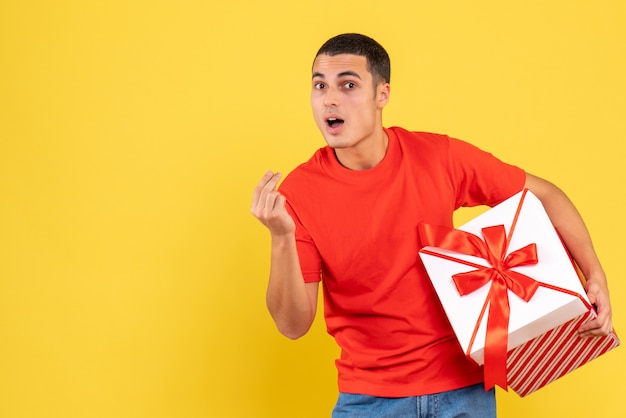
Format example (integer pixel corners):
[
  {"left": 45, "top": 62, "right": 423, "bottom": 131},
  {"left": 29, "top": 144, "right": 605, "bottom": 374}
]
[{"left": 419, "top": 223, "right": 540, "bottom": 390}]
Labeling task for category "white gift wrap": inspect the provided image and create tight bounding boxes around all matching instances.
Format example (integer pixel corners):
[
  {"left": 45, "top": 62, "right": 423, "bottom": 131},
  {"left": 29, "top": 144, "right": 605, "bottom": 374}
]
[
  {"left": 418, "top": 190, "right": 619, "bottom": 396},
  {"left": 419, "top": 190, "right": 590, "bottom": 364}
]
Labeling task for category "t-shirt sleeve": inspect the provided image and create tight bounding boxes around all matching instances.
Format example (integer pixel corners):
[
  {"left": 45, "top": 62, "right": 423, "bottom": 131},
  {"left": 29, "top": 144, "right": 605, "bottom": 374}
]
[
  {"left": 284, "top": 200, "right": 323, "bottom": 283},
  {"left": 447, "top": 137, "right": 527, "bottom": 208}
]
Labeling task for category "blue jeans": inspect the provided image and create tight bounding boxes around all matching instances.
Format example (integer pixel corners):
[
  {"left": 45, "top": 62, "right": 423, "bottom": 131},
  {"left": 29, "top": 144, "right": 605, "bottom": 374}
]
[{"left": 332, "top": 384, "right": 495, "bottom": 418}]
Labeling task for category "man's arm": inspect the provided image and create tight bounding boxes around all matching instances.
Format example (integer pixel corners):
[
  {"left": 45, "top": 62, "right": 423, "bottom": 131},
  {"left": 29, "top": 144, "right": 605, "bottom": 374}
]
[
  {"left": 251, "top": 171, "right": 319, "bottom": 339},
  {"left": 524, "top": 173, "right": 612, "bottom": 337}
]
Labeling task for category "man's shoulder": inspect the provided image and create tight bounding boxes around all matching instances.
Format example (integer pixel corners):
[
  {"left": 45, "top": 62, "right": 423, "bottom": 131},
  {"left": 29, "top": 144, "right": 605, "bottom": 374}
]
[
  {"left": 387, "top": 126, "right": 453, "bottom": 157},
  {"left": 279, "top": 147, "right": 329, "bottom": 190},
  {"left": 388, "top": 126, "right": 451, "bottom": 144}
]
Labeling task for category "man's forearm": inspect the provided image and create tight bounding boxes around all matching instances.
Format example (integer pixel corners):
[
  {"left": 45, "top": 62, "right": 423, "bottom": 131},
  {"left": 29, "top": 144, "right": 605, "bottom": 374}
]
[
  {"left": 525, "top": 174, "right": 605, "bottom": 283},
  {"left": 266, "top": 234, "right": 317, "bottom": 339},
  {"left": 525, "top": 173, "right": 612, "bottom": 335}
]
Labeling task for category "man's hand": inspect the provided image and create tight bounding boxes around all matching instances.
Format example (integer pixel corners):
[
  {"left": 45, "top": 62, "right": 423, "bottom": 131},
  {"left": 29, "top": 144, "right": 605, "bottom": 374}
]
[
  {"left": 578, "top": 277, "right": 613, "bottom": 337},
  {"left": 251, "top": 171, "right": 295, "bottom": 237},
  {"left": 251, "top": 171, "right": 317, "bottom": 339}
]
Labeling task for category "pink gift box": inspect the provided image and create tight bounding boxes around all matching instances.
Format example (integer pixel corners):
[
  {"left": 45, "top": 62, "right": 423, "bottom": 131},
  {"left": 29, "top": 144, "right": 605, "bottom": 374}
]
[{"left": 418, "top": 189, "right": 619, "bottom": 396}]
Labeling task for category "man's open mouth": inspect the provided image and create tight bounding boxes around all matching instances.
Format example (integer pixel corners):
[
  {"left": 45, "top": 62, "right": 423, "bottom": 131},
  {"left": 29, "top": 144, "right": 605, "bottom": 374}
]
[{"left": 327, "top": 117, "right": 344, "bottom": 128}]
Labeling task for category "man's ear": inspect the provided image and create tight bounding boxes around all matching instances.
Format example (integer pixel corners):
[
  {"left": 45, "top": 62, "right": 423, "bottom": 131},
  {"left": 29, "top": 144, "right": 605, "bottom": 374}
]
[{"left": 377, "top": 83, "right": 390, "bottom": 109}]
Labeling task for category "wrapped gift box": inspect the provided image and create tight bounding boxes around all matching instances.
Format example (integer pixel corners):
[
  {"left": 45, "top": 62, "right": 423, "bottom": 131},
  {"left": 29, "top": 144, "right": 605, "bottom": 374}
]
[{"left": 418, "top": 189, "right": 619, "bottom": 396}]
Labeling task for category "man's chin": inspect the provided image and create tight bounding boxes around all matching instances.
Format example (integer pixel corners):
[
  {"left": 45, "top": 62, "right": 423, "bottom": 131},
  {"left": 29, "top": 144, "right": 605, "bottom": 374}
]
[
  {"left": 325, "top": 141, "right": 349, "bottom": 150},
  {"left": 321, "top": 134, "right": 348, "bottom": 149}
]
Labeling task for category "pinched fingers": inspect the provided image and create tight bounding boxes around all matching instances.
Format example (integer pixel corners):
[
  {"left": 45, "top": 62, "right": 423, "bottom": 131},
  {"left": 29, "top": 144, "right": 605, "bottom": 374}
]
[
  {"left": 250, "top": 171, "right": 295, "bottom": 235},
  {"left": 251, "top": 171, "right": 281, "bottom": 211}
]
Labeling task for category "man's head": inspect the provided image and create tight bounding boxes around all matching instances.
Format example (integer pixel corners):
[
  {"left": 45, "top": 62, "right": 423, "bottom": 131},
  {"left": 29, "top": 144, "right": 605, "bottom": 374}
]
[
  {"left": 310, "top": 34, "right": 391, "bottom": 169},
  {"left": 314, "top": 33, "right": 391, "bottom": 88}
]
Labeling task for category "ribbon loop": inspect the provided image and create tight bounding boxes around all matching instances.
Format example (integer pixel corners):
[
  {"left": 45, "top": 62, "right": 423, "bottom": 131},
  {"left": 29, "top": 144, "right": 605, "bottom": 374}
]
[
  {"left": 481, "top": 225, "right": 508, "bottom": 267},
  {"left": 505, "top": 243, "right": 538, "bottom": 268}
]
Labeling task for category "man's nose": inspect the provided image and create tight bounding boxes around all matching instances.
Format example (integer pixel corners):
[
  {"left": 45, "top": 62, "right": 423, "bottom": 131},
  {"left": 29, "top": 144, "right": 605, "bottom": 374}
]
[{"left": 323, "top": 86, "right": 339, "bottom": 107}]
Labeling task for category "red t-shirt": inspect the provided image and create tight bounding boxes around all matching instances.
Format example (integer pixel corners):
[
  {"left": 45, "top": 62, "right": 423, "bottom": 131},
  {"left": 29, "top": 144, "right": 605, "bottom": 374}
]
[{"left": 279, "top": 127, "right": 526, "bottom": 397}]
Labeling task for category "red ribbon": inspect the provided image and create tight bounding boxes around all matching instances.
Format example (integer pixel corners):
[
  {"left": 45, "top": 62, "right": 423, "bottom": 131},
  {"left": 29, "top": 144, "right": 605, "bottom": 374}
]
[{"left": 418, "top": 222, "right": 540, "bottom": 390}]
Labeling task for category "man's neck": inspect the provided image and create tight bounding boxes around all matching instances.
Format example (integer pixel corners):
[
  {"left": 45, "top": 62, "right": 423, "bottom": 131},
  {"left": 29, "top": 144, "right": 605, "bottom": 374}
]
[{"left": 334, "top": 129, "right": 389, "bottom": 171}]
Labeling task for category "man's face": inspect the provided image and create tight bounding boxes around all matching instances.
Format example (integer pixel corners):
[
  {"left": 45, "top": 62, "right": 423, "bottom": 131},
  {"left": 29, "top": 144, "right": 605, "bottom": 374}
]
[{"left": 311, "top": 54, "right": 389, "bottom": 150}]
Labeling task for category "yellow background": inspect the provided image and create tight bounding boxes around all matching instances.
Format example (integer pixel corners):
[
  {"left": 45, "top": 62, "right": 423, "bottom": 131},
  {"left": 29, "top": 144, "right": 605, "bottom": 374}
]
[{"left": 1, "top": 1, "right": 624, "bottom": 417}]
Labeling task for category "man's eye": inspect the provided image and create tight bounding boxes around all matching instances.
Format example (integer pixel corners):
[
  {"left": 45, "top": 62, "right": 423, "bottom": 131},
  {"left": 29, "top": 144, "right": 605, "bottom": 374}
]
[
  {"left": 344, "top": 82, "right": 356, "bottom": 89},
  {"left": 314, "top": 82, "right": 326, "bottom": 89}
]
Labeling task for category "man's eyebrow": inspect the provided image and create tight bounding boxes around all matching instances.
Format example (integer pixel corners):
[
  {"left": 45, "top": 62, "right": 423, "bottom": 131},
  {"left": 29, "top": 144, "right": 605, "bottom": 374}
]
[
  {"left": 312, "top": 71, "right": 363, "bottom": 79},
  {"left": 338, "top": 71, "right": 362, "bottom": 79}
]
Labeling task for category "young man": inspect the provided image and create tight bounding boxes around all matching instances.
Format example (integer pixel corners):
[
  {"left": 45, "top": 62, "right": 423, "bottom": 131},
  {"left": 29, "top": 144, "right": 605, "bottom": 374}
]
[{"left": 250, "top": 33, "right": 613, "bottom": 417}]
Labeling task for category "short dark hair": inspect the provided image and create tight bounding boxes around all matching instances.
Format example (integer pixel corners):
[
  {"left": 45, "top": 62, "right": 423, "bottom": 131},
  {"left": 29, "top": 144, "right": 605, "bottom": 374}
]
[{"left": 315, "top": 33, "right": 391, "bottom": 85}]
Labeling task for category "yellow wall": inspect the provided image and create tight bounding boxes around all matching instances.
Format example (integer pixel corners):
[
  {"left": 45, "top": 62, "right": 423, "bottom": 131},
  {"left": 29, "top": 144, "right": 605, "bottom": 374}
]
[{"left": 1, "top": 1, "right": 624, "bottom": 417}]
